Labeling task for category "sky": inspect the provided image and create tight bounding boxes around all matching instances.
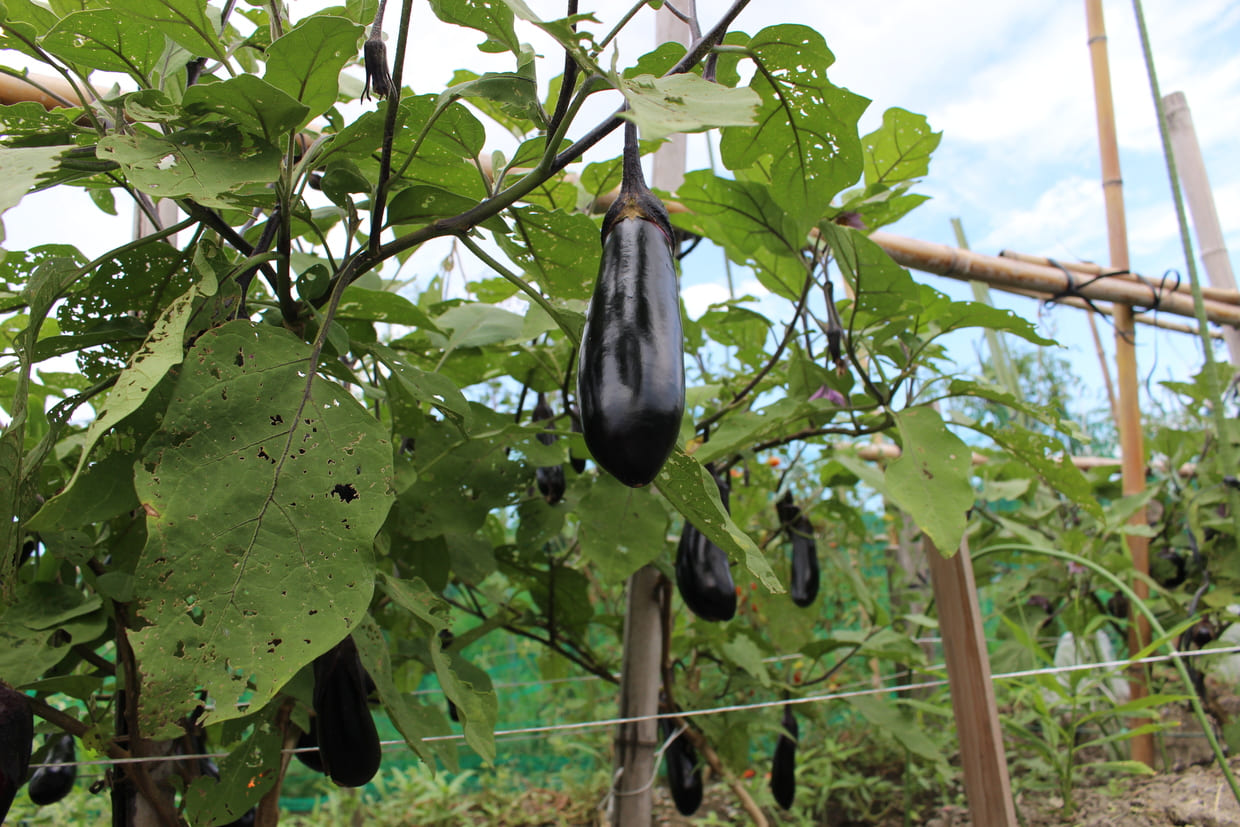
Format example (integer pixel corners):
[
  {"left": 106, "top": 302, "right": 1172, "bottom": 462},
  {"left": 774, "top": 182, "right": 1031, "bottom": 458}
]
[{"left": 5, "top": 0, "right": 1239, "bottom": 427}]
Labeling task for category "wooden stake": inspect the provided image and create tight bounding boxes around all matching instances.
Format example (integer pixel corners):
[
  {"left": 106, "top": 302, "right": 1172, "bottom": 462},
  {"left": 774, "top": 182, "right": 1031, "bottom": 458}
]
[
  {"left": 1162, "top": 91, "right": 1240, "bottom": 364},
  {"left": 1084, "top": 0, "right": 1153, "bottom": 768},
  {"left": 926, "top": 536, "right": 1018, "bottom": 827}
]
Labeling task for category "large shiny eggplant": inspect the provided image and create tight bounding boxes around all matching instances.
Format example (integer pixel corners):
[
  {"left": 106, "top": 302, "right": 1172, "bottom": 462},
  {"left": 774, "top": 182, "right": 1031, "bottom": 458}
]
[
  {"left": 532, "top": 392, "right": 566, "bottom": 504},
  {"left": 675, "top": 472, "right": 736, "bottom": 622},
  {"left": 770, "top": 704, "right": 798, "bottom": 810},
  {"left": 577, "top": 120, "right": 684, "bottom": 488},
  {"left": 0, "top": 684, "right": 33, "bottom": 822},
  {"left": 660, "top": 718, "right": 703, "bottom": 816},
  {"left": 312, "top": 635, "right": 381, "bottom": 788},
  {"left": 27, "top": 734, "right": 76, "bottom": 806}
]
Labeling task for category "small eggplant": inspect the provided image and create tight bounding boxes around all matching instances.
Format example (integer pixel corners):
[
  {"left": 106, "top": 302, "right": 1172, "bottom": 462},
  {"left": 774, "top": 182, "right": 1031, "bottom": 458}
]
[
  {"left": 675, "top": 473, "right": 736, "bottom": 622},
  {"left": 312, "top": 636, "right": 381, "bottom": 787},
  {"left": 788, "top": 517, "right": 820, "bottom": 608},
  {"left": 532, "top": 393, "right": 566, "bottom": 504},
  {"left": 0, "top": 684, "right": 33, "bottom": 822},
  {"left": 577, "top": 120, "right": 684, "bottom": 488},
  {"left": 28, "top": 733, "right": 76, "bottom": 806},
  {"left": 778, "top": 494, "right": 820, "bottom": 608},
  {"left": 660, "top": 718, "right": 703, "bottom": 816},
  {"left": 770, "top": 704, "right": 797, "bottom": 810}
]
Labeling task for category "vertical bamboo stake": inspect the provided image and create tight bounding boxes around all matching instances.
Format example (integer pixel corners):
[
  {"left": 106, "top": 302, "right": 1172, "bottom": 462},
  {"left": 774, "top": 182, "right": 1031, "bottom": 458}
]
[
  {"left": 612, "top": 8, "right": 691, "bottom": 825},
  {"left": 1084, "top": 0, "right": 1154, "bottom": 768},
  {"left": 926, "top": 537, "right": 1018, "bottom": 827},
  {"left": 1162, "top": 91, "right": 1240, "bottom": 365}
]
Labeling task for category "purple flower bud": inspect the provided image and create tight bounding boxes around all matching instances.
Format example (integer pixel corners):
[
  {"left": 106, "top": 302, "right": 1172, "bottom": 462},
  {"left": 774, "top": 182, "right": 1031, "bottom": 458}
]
[{"left": 809, "top": 386, "right": 846, "bottom": 406}]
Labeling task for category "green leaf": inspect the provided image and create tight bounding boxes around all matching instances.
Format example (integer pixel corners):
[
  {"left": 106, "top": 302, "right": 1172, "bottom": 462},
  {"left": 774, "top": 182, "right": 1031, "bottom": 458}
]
[
  {"left": 46, "top": 274, "right": 212, "bottom": 504},
  {"left": 182, "top": 75, "right": 310, "bottom": 143},
  {"left": 884, "top": 407, "right": 974, "bottom": 553},
  {"left": 620, "top": 74, "right": 759, "bottom": 141},
  {"left": 862, "top": 107, "right": 940, "bottom": 189},
  {"left": 41, "top": 10, "right": 164, "bottom": 79},
  {"left": 98, "top": 128, "right": 280, "bottom": 209},
  {"left": 657, "top": 450, "right": 782, "bottom": 592},
  {"left": 377, "top": 574, "right": 496, "bottom": 762},
  {"left": 428, "top": 0, "right": 520, "bottom": 54},
  {"left": 0, "top": 145, "right": 70, "bottom": 244},
  {"left": 577, "top": 474, "right": 668, "bottom": 583},
  {"left": 26, "top": 447, "right": 139, "bottom": 531},
  {"left": 720, "top": 636, "right": 770, "bottom": 687},
  {"left": 847, "top": 695, "right": 945, "bottom": 764},
  {"left": 117, "top": 0, "right": 225, "bottom": 62},
  {"left": 970, "top": 419, "right": 1103, "bottom": 518},
  {"left": 353, "top": 614, "right": 456, "bottom": 769},
  {"left": 436, "top": 303, "right": 525, "bottom": 349},
  {"left": 369, "top": 344, "right": 470, "bottom": 428},
  {"left": 719, "top": 25, "right": 868, "bottom": 234},
  {"left": 385, "top": 185, "right": 485, "bottom": 230},
  {"left": 336, "top": 286, "right": 440, "bottom": 327},
  {"left": 263, "top": 16, "right": 363, "bottom": 124},
  {"left": 182, "top": 720, "right": 281, "bottom": 826},
  {"left": 495, "top": 205, "right": 600, "bottom": 301},
  {"left": 130, "top": 321, "right": 395, "bottom": 735},
  {"left": 445, "top": 71, "right": 545, "bottom": 125}
]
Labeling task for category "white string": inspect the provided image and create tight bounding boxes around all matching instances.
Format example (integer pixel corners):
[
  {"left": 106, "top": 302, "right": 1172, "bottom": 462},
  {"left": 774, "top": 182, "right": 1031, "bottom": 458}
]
[{"left": 28, "top": 644, "right": 1240, "bottom": 769}]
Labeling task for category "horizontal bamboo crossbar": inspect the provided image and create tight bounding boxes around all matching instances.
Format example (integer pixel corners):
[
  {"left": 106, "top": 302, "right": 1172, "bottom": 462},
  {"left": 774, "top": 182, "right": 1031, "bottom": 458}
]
[
  {"left": 871, "top": 231, "right": 1240, "bottom": 328},
  {"left": 849, "top": 442, "right": 1194, "bottom": 477},
  {"left": 999, "top": 248, "right": 1240, "bottom": 306}
]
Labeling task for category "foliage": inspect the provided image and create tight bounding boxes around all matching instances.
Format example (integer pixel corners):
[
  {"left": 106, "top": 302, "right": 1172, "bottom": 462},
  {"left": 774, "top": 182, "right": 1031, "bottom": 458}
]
[{"left": 2, "top": 0, "right": 1234, "bottom": 824}]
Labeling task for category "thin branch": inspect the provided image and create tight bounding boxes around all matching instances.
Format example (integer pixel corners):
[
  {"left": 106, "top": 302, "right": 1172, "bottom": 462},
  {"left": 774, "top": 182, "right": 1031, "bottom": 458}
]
[{"left": 368, "top": 0, "right": 413, "bottom": 255}]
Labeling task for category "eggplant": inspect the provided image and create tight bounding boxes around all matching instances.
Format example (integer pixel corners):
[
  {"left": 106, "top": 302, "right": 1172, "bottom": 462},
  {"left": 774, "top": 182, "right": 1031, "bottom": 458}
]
[
  {"left": 770, "top": 704, "right": 797, "bottom": 810},
  {"left": 1152, "top": 548, "right": 1187, "bottom": 589},
  {"left": 312, "top": 635, "right": 381, "bottom": 787},
  {"left": 660, "top": 718, "right": 703, "bottom": 816},
  {"left": 577, "top": 120, "right": 684, "bottom": 488},
  {"left": 0, "top": 684, "right": 33, "bottom": 822},
  {"left": 675, "top": 473, "right": 736, "bottom": 622},
  {"left": 778, "top": 494, "right": 820, "bottom": 608},
  {"left": 788, "top": 516, "right": 820, "bottom": 608},
  {"left": 28, "top": 734, "right": 76, "bottom": 806},
  {"left": 532, "top": 392, "right": 566, "bottom": 504}
]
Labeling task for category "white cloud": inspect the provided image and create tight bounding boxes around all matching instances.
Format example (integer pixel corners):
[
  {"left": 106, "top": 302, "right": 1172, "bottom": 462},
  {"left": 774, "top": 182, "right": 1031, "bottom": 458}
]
[{"left": 975, "top": 176, "right": 1105, "bottom": 259}]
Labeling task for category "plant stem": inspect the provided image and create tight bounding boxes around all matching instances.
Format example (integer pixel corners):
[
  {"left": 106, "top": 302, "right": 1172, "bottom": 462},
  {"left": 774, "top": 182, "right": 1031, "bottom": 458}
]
[{"left": 369, "top": 0, "right": 414, "bottom": 255}]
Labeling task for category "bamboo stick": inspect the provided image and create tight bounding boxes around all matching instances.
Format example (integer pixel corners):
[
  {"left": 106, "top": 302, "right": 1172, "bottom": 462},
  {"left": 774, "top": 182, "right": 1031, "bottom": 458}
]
[
  {"left": 849, "top": 441, "right": 1194, "bottom": 477},
  {"left": 998, "top": 248, "right": 1240, "bottom": 306},
  {"left": 0, "top": 72, "right": 84, "bottom": 109},
  {"left": 1085, "top": 0, "right": 1153, "bottom": 768},
  {"left": 1162, "top": 91, "right": 1240, "bottom": 364},
  {"left": 998, "top": 282, "right": 1219, "bottom": 337},
  {"left": 871, "top": 232, "right": 1240, "bottom": 327}
]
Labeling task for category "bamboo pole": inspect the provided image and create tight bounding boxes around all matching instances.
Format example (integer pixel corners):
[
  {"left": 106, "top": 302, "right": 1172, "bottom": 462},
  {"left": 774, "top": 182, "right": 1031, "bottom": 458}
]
[
  {"left": 998, "top": 248, "right": 1240, "bottom": 306},
  {"left": 1162, "top": 91, "right": 1240, "bottom": 364},
  {"left": 998, "top": 281, "right": 1223, "bottom": 337},
  {"left": 849, "top": 441, "right": 1195, "bottom": 476},
  {"left": 0, "top": 72, "right": 84, "bottom": 109},
  {"left": 1084, "top": 0, "right": 1153, "bottom": 768},
  {"left": 871, "top": 232, "right": 1240, "bottom": 327}
]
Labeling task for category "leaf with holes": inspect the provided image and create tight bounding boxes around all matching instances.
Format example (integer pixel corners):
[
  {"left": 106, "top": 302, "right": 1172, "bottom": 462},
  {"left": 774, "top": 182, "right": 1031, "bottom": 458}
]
[
  {"left": 719, "top": 25, "right": 868, "bottom": 235},
  {"left": 118, "top": 0, "right": 226, "bottom": 62},
  {"left": 42, "top": 11, "right": 164, "bottom": 80},
  {"left": 861, "top": 107, "right": 940, "bottom": 190},
  {"left": 130, "top": 320, "right": 394, "bottom": 736}
]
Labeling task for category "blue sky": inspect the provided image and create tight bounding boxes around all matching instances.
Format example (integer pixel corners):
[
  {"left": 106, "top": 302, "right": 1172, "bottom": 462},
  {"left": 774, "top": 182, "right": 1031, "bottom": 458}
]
[{"left": 5, "top": 0, "right": 1238, "bottom": 423}]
